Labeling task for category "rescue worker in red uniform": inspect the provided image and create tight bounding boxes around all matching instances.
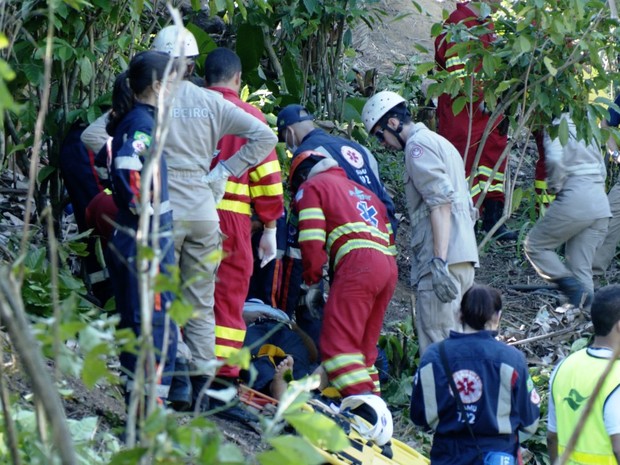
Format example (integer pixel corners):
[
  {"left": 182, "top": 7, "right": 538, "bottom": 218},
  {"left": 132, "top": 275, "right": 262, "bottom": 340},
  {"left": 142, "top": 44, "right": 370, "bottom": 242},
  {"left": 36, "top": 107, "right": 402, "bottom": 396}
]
[
  {"left": 435, "top": 1, "right": 517, "bottom": 240},
  {"left": 290, "top": 150, "right": 397, "bottom": 446},
  {"left": 290, "top": 150, "right": 397, "bottom": 396},
  {"left": 204, "top": 48, "right": 284, "bottom": 384}
]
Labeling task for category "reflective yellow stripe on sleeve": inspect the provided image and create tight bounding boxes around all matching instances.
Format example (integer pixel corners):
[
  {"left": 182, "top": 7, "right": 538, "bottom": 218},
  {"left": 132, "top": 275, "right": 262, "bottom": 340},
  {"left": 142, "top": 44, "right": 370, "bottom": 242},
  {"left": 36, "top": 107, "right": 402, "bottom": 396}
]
[
  {"left": 217, "top": 199, "right": 252, "bottom": 215},
  {"left": 249, "top": 160, "right": 281, "bottom": 182},
  {"left": 250, "top": 182, "right": 284, "bottom": 198},
  {"left": 299, "top": 228, "right": 326, "bottom": 243},
  {"left": 298, "top": 207, "right": 325, "bottom": 222},
  {"left": 224, "top": 180, "right": 250, "bottom": 196}
]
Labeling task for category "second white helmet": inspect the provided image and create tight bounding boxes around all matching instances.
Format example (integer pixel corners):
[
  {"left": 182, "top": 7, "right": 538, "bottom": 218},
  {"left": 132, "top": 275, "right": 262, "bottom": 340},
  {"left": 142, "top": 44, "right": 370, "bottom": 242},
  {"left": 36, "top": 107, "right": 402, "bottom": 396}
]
[
  {"left": 340, "top": 394, "right": 393, "bottom": 446},
  {"left": 152, "top": 25, "right": 199, "bottom": 58},
  {"left": 361, "top": 91, "right": 406, "bottom": 133}
]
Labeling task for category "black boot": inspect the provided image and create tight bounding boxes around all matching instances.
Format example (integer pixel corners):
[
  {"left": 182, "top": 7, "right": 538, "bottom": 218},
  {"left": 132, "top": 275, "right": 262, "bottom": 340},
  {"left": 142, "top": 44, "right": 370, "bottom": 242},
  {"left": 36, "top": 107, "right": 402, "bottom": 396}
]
[
  {"left": 168, "top": 357, "right": 192, "bottom": 412},
  {"left": 481, "top": 199, "right": 518, "bottom": 241},
  {"left": 553, "top": 276, "right": 592, "bottom": 308},
  {"left": 190, "top": 375, "right": 211, "bottom": 411}
]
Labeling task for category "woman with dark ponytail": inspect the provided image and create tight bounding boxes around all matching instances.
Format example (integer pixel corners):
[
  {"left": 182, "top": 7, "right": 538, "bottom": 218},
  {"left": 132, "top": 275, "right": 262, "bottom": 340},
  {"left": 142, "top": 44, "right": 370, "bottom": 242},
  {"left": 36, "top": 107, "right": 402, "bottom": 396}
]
[
  {"left": 105, "top": 71, "right": 134, "bottom": 136},
  {"left": 106, "top": 50, "right": 179, "bottom": 407},
  {"left": 410, "top": 285, "right": 541, "bottom": 464}
]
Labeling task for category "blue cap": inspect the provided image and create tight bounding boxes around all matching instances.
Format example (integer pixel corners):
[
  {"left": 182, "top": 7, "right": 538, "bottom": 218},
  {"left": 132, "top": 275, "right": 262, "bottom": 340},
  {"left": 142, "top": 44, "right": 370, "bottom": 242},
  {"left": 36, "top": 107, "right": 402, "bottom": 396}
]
[{"left": 276, "top": 104, "right": 314, "bottom": 140}]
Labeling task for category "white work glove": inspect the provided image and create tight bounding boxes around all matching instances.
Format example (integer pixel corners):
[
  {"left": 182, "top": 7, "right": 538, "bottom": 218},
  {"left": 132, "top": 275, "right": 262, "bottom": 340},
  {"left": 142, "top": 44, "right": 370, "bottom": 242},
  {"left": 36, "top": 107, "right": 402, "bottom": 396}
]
[
  {"left": 299, "top": 283, "right": 325, "bottom": 319},
  {"left": 258, "top": 226, "right": 277, "bottom": 268},
  {"left": 429, "top": 257, "right": 459, "bottom": 303},
  {"left": 202, "top": 162, "right": 232, "bottom": 204}
]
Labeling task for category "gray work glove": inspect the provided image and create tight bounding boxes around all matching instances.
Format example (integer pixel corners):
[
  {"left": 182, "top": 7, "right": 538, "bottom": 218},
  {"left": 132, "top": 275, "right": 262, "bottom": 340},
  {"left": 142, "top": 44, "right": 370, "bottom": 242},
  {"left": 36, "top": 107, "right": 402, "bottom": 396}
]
[
  {"left": 299, "top": 283, "right": 325, "bottom": 319},
  {"left": 429, "top": 257, "right": 459, "bottom": 303},
  {"left": 202, "top": 162, "right": 232, "bottom": 204}
]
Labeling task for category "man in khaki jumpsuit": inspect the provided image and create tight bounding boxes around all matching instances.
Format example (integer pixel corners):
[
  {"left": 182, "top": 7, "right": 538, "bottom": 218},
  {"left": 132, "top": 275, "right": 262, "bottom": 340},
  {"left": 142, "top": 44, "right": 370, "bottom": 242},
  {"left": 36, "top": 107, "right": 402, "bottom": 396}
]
[
  {"left": 525, "top": 114, "right": 610, "bottom": 307},
  {"left": 362, "top": 91, "right": 479, "bottom": 354}
]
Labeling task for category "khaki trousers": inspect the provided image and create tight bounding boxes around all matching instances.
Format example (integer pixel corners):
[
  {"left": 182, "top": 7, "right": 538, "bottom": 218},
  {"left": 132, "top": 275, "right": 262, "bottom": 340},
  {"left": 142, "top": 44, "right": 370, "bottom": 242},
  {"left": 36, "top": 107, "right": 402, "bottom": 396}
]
[
  {"left": 414, "top": 262, "right": 475, "bottom": 355},
  {"left": 174, "top": 219, "right": 222, "bottom": 376}
]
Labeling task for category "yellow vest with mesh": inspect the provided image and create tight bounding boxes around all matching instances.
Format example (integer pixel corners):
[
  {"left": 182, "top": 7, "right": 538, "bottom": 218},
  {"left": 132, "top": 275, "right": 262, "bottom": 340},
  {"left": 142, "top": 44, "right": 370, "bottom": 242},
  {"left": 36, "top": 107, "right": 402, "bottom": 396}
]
[{"left": 552, "top": 348, "right": 620, "bottom": 465}]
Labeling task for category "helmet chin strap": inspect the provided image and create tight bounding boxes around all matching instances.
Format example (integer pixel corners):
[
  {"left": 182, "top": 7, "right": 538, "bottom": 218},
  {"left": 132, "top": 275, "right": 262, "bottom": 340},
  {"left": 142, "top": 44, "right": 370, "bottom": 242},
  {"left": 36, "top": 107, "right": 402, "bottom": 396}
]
[{"left": 383, "top": 120, "right": 406, "bottom": 150}]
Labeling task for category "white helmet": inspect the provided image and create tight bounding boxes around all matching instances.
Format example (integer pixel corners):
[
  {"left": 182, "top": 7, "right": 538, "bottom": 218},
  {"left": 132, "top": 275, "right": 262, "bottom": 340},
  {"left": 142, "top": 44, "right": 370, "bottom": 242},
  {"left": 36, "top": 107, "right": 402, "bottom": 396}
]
[
  {"left": 152, "top": 25, "right": 199, "bottom": 58},
  {"left": 340, "top": 394, "right": 393, "bottom": 446},
  {"left": 361, "top": 91, "right": 406, "bottom": 133}
]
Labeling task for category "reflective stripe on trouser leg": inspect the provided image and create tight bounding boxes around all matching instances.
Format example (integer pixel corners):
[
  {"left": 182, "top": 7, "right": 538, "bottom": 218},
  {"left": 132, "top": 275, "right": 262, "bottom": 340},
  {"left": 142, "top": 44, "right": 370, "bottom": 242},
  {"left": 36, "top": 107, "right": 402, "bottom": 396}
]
[
  {"left": 320, "top": 249, "right": 397, "bottom": 396},
  {"left": 214, "top": 211, "right": 253, "bottom": 378}
]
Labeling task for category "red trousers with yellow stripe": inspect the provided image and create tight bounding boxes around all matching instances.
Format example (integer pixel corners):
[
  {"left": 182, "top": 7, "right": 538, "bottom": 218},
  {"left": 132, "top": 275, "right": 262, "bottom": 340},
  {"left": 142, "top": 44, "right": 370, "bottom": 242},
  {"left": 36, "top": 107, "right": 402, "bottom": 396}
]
[
  {"left": 321, "top": 248, "right": 397, "bottom": 397},
  {"left": 214, "top": 210, "right": 253, "bottom": 379}
]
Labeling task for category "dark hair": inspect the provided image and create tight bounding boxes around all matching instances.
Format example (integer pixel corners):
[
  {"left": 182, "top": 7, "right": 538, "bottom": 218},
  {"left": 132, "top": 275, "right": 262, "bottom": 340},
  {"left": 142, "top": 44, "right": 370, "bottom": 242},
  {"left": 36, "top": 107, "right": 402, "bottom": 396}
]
[
  {"left": 127, "top": 50, "right": 171, "bottom": 96},
  {"left": 460, "top": 285, "right": 502, "bottom": 330},
  {"left": 106, "top": 51, "right": 171, "bottom": 135},
  {"left": 204, "top": 47, "right": 242, "bottom": 86},
  {"left": 591, "top": 285, "right": 620, "bottom": 336},
  {"left": 377, "top": 102, "right": 412, "bottom": 129},
  {"left": 106, "top": 71, "right": 134, "bottom": 135}
]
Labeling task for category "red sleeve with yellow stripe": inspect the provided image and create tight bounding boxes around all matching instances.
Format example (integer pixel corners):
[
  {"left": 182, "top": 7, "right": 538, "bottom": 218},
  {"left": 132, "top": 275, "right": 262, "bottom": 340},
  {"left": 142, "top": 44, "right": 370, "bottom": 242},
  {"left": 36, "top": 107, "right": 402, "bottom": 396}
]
[
  {"left": 294, "top": 183, "right": 328, "bottom": 286},
  {"left": 249, "top": 153, "right": 284, "bottom": 224},
  {"left": 208, "top": 88, "right": 284, "bottom": 221}
]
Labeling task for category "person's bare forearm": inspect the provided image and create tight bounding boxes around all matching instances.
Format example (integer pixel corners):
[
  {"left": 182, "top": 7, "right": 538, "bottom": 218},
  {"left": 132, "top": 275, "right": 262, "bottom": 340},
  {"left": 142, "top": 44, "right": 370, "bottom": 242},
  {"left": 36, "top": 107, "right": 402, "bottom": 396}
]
[
  {"left": 547, "top": 432, "right": 558, "bottom": 464},
  {"left": 429, "top": 203, "right": 451, "bottom": 260}
]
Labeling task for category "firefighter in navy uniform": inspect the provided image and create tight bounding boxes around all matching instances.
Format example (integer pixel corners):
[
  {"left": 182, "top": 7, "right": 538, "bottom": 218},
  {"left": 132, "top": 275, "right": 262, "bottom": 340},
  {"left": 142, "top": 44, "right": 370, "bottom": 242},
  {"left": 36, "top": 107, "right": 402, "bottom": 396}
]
[{"left": 289, "top": 150, "right": 397, "bottom": 445}]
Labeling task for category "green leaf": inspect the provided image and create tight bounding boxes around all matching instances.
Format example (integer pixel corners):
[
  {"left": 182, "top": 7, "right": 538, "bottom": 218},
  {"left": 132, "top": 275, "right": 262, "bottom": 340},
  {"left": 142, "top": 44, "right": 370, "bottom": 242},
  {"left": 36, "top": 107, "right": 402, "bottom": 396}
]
[
  {"left": 80, "top": 56, "right": 93, "bottom": 86},
  {"left": 482, "top": 53, "right": 495, "bottom": 77},
  {"left": 570, "top": 337, "right": 589, "bottom": 352},
  {"left": 109, "top": 448, "right": 149, "bottom": 465},
  {"left": 543, "top": 56, "right": 557, "bottom": 77},
  {"left": 265, "top": 435, "right": 325, "bottom": 465},
  {"left": 82, "top": 347, "right": 110, "bottom": 388},
  {"left": 284, "top": 411, "right": 349, "bottom": 450},
  {"left": 431, "top": 22, "right": 444, "bottom": 38},
  {"left": 451, "top": 96, "right": 467, "bottom": 117},
  {"left": 37, "top": 165, "right": 56, "bottom": 184},
  {"left": 216, "top": 443, "right": 246, "bottom": 464},
  {"left": 167, "top": 299, "right": 194, "bottom": 326},
  {"left": 558, "top": 117, "right": 569, "bottom": 146},
  {"left": 518, "top": 35, "right": 531, "bottom": 53},
  {"left": 415, "top": 61, "right": 435, "bottom": 76},
  {"left": 235, "top": 24, "right": 264, "bottom": 79},
  {"left": 303, "top": 0, "right": 317, "bottom": 15}
]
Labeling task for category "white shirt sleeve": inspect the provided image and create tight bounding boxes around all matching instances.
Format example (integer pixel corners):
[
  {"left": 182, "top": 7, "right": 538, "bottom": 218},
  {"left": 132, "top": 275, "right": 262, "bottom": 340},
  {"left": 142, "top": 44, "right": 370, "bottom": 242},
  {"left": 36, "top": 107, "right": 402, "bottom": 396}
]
[
  {"left": 547, "top": 365, "right": 559, "bottom": 433},
  {"left": 604, "top": 386, "right": 620, "bottom": 435}
]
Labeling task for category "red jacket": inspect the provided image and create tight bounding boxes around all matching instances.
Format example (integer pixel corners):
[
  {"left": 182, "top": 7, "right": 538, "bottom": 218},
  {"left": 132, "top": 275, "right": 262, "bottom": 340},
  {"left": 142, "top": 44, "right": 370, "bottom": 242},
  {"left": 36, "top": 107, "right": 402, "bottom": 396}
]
[
  {"left": 294, "top": 163, "right": 395, "bottom": 285},
  {"left": 209, "top": 86, "right": 283, "bottom": 223},
  {"left": 434, "top": 3, "right": 503, "bottom": 157}
]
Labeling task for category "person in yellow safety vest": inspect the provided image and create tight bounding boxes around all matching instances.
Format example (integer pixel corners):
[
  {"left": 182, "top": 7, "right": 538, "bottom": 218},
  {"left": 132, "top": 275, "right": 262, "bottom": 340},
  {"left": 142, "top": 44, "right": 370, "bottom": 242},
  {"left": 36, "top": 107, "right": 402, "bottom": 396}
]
[{"left": 547, "top": 284, "right": 620, "bottom": 465}]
